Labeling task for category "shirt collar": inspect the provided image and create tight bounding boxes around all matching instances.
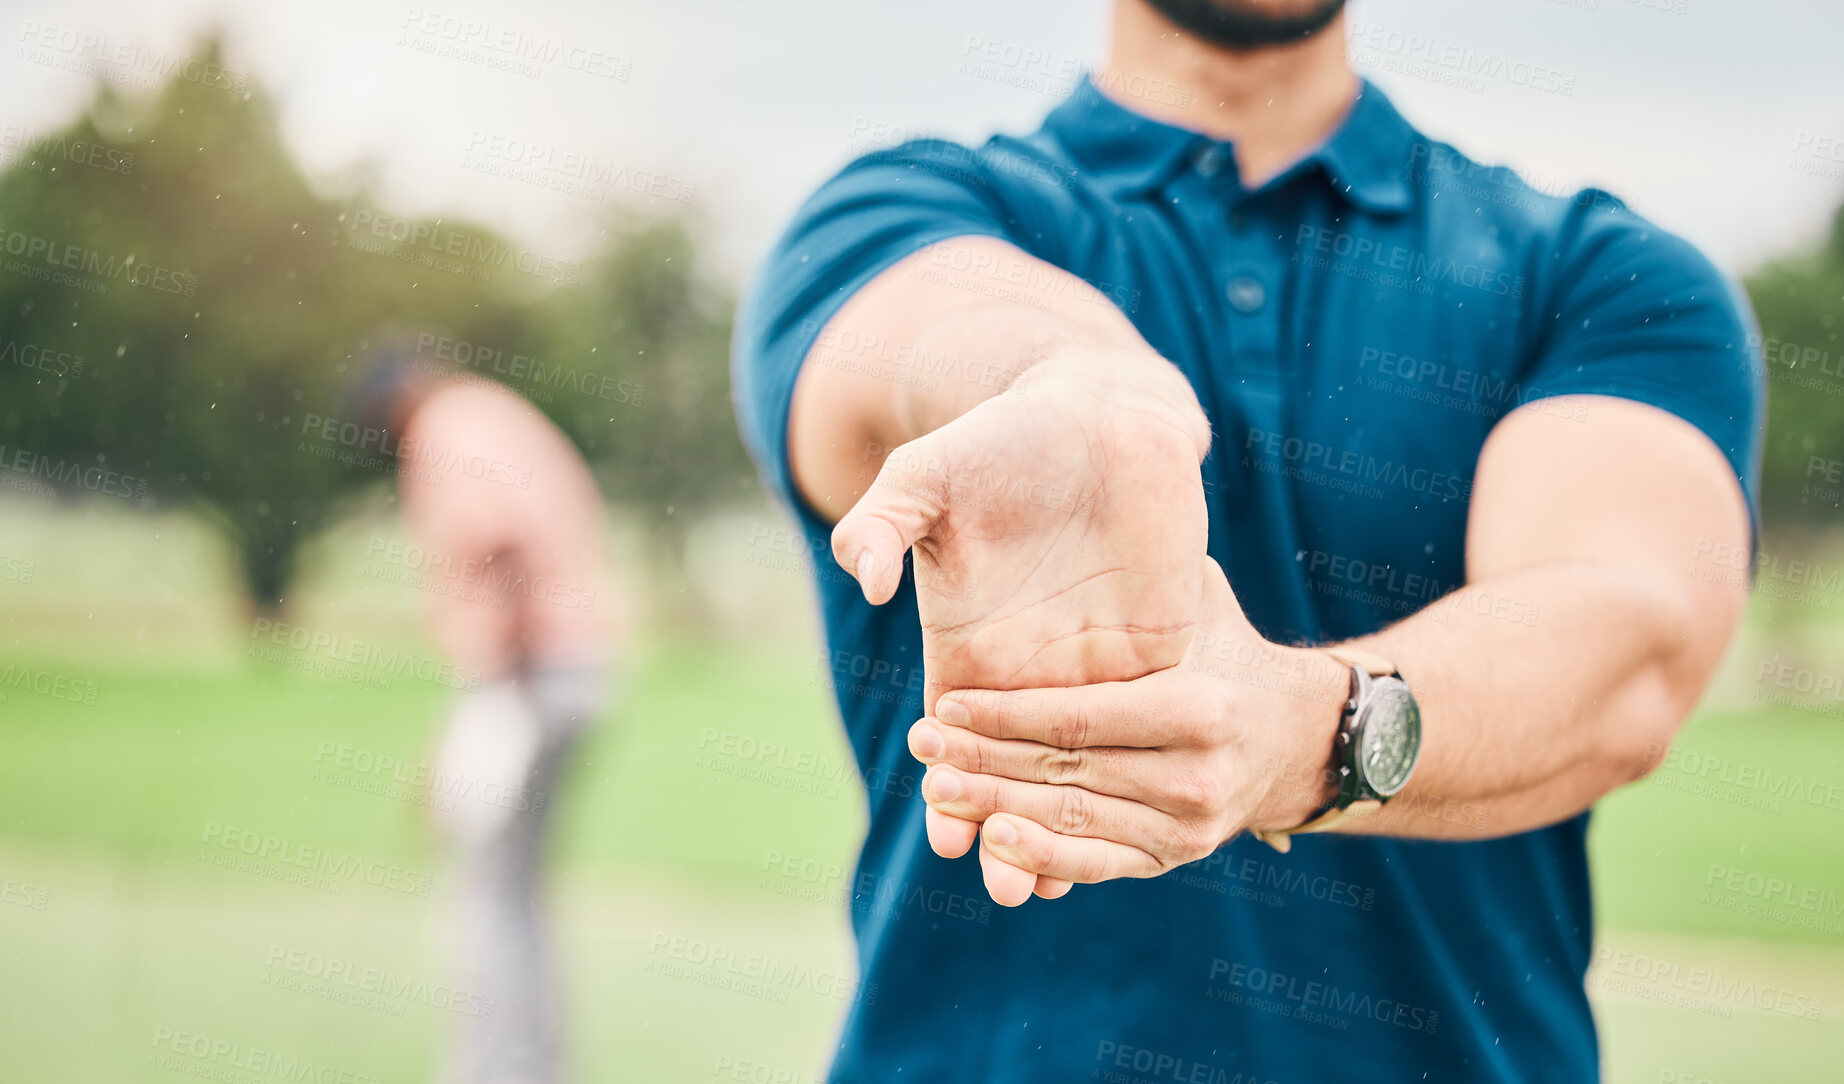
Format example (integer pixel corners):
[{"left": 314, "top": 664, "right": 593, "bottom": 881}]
[{"left": 1042, "top": 73, "right": 1418, "bottom": 215}]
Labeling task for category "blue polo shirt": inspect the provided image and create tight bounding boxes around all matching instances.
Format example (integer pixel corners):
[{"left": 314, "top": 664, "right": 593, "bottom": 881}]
[{"left": 733, "top": 78, "right": 1762, "bottom": 1084}]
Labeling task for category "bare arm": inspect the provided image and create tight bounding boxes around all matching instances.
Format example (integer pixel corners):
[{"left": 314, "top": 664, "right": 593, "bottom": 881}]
[
  {"left": 787, "top": 235, "right": 1201, "bottom": 524},
  {"left": 1325, "top": 395, "right": 1751, "bottom": 837},
  {"left": 909, "top": 394, "right": 1753, "bottom": 899}
]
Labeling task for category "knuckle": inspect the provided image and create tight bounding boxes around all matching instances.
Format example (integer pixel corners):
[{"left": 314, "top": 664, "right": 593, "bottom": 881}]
[
  {"left": 1165, "top": 821, "right": 1214, "bottom": 866},
  {"left": 1041, "top": 747, "right": 1085, "bottom": 787},
  {"left": 1051, "top": 788, "right": 1096, "bottom": 835},
  {"left": 1171, "top": 765, "right": 1226, "bottom": 816}
]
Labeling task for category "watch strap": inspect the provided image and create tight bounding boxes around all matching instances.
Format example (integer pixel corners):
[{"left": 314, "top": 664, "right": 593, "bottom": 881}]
[
  {"left": 1250, "top": 645, "right": 1399, "bottom": 854},
  {"left": 1324, "top": 646, "right": 1396, "bottom": 678},
  {"left": 1250, "top": 798, "right": 1382, "bottom": 854}
]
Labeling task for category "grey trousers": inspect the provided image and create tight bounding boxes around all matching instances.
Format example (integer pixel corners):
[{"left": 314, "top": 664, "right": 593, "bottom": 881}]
[{"left": 433, "top": 667, "right": 603, "bottom": 1084}]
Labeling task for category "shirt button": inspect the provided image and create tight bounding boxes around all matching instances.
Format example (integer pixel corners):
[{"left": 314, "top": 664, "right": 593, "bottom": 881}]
[
  {"left": 1225, "top": 276, "right": 1265, "bottom": 314},
  {"left": 1193, "top": 145, "right": 1226, "bottom": 178}
]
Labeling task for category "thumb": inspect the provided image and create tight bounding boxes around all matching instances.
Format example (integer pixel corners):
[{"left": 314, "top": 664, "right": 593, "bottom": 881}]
[{"left": 831, "top": 436, "right": 949, "bottom": 605}]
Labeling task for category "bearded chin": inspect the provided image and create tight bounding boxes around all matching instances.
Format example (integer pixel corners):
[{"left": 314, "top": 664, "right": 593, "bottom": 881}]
[{"left": 1140, "top": 0, "right": 1348, "bottom": 50}]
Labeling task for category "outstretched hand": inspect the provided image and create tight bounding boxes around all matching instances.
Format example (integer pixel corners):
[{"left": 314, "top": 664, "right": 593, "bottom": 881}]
[{"left": 831, "top": 349, "right": 1213, "bottom": 903}]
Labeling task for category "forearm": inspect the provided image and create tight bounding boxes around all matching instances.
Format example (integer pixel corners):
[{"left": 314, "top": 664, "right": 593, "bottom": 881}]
[
  {"left": 1319, "top": 563, "right": 1698, "bottom": 838},
  {"left": 788, "top": 236, "right": 1202, "bottom": 519}
]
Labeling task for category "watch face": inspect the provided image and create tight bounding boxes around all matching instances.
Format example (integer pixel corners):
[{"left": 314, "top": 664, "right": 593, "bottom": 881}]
[{"left": 1358, "top": 678, "right": 1421, "bottom": 797}]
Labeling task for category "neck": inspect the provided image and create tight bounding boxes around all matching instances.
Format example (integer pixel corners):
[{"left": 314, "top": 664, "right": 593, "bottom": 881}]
[{"left": 1098, "top": 0, "right": 1359, "bottom": 186}]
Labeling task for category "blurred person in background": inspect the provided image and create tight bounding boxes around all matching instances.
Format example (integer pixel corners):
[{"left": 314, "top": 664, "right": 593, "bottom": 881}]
[
  {"left": 350, "top": 333, "right": 617, "bottom": 1084},
  {"left": 734, "top": 0, "right": 1763, "bottom": 1080}
]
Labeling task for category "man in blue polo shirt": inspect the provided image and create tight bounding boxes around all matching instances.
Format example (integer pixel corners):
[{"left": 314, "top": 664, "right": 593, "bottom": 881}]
[{"left": 732, "top": 1, "right": 1762, "bottom": 1080}]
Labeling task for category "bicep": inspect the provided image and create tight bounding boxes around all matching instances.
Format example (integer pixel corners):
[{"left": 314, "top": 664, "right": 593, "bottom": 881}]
[{"left": 1466, "top": 394, "right": 1751, "bottom": 668}]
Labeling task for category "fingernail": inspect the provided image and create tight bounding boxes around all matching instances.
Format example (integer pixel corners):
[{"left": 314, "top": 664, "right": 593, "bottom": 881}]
[
  {"left": 926, "top": 767, "right": 962, "bottom": 802},
  {"left": 938, "top": 698, "right": 969, "bottom": 727},
  {"left": 908, "top": 720, "right": 945, "bottom": 760},
  {"left": 986, "top": 818, "right": 1017, "bottom": 847}
]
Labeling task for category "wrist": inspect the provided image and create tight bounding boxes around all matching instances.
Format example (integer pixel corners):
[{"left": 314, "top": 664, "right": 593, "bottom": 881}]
[
  {"left": 1023, "top": 346, "right": 1212, "bottom": 461},
  {"left": 1247, "top": 647, "right": 1348, "bottom": 833}
]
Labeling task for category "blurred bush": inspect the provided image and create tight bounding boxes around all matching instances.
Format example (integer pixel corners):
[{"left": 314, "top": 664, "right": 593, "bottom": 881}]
[
  {"left": 1746, "top": 205, "right": 1844, "bottom": 544},
  {"left": 0, "top": 37, "right": 753, "bottom": 612}
]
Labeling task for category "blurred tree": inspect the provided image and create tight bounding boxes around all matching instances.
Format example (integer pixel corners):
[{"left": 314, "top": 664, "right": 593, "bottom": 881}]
[
  {"left": 532, "top": 217, "right": 756, "bottom": 575},
  {"left": 0, "top": 35, "right": 751, "bottom": 614},
  {"left": 1745, "top": 201, "right": 1844, "bottom": 544}
]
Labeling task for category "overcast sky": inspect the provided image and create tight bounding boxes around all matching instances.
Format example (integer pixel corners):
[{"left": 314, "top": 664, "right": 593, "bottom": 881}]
[{"left": 4, "top": 0, "right": 1841, "bottom": 282}]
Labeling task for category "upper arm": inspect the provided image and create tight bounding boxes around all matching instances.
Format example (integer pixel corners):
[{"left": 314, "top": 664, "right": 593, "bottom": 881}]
[
  {"left": 789, "top": 236, "right": 1146, "bottom": 520},
  {"left": 1465, "top": 204, "right": 1765, "bottom": 688},
  {"left": 1468, "top": 396, "right": 1751, "bottom": 643},
  {"left": 733, "top": 140, "right": 1133, "bottom": 523}
]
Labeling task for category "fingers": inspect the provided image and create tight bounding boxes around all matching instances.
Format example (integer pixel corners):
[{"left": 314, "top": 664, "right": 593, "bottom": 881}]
[
  {"left": 924, "top": 806, "right": 978, "bottom": 859},
  {"left": 831, "top": 437, "right": 948, "bottom": 605},
  {"left": 982, "top": 813, "right": 1163, "bottom": 886},
  {"left": 935, "top": 681, "right": 1176, "bottom": 749},
  {"left": 978, "top": 835, "right": 1039, "bottom": 907},
  {"left": 923, "top": 764, "right": 1188, "bottom": 859},
  {"left": 925, "top": 784, "right": 1074, "bottom": 902},
  {"left": 910, "top": 718, "right": 1162, "bottom": 807}
]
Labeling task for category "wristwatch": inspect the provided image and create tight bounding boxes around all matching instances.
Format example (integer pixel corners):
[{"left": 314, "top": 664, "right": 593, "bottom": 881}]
[{"left": 1251, "top": 647, "right": 1422, "bottom": 854}]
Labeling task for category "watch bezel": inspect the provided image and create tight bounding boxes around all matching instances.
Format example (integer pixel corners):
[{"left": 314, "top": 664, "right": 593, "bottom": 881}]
[{"left": 1352, "top": 675, "right": 1421, "bottom": 799}]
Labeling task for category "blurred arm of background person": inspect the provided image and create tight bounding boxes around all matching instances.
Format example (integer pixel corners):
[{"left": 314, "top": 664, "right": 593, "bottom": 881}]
[{"left": 357, "top": 336, "right": 619, "bottom": 1084}]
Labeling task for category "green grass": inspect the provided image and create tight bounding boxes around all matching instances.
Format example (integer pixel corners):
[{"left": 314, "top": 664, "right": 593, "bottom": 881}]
[{"left": 2, "top": 498, "right": 1842, "bottom": 1081}]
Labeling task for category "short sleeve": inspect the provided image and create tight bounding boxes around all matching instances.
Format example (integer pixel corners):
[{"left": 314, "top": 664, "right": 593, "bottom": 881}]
[
  {"left": 1517, "top": 195, "right": 1766, "bottom": 530},
  {"left": 731, "top": 140, "right": 1027, "bottom": 519}
]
